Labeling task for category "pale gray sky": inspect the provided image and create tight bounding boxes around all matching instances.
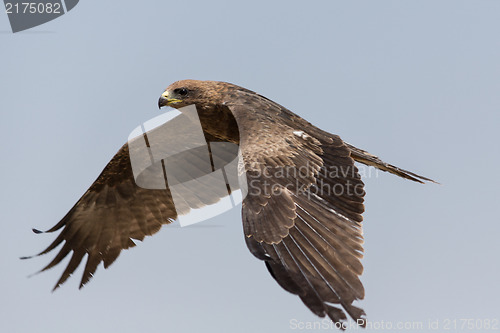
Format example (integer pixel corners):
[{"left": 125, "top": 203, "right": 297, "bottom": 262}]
[{"left": 1, "top": 1, "right": 499, "bottom": 332}]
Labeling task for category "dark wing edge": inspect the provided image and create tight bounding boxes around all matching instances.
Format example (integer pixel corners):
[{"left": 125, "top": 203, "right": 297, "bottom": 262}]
[{"left": 22, "top": 143, "right": 178, "bottom": 291}]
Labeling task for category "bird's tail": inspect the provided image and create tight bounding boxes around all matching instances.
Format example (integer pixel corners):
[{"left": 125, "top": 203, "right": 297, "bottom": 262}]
[{"left": 345, "top": 143, "right": 437, "bottom": 184}]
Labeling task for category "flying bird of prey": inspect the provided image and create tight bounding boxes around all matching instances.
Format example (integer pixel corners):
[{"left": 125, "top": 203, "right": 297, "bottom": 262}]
[{"left": 24, "top": 80, "right": 434, "bottom": 328}]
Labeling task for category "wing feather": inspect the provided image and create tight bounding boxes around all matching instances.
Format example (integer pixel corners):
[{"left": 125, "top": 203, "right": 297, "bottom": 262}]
[
  {"left": 226, "top": 93, "right": 367, "bottom": 326},
  {"left": 25, "top": 113, "right": 239, "bottom": 289}
]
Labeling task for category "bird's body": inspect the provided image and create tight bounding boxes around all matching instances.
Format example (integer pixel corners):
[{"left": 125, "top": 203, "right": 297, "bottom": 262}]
[{"left": 25, "top": 80, "right": 434, "bottom": 329}]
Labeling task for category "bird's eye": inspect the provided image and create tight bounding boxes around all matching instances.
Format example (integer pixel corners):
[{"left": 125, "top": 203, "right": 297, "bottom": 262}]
[{"left": 174, "top": 88, "right": 188, "bottom": 96}]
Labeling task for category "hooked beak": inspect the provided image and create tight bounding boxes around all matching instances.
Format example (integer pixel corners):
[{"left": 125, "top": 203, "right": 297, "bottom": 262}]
[{"left": 158, "top": 91, "right": 183, "bottom": 109}]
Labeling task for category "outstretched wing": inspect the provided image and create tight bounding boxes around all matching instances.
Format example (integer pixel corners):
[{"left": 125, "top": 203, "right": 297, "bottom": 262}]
[
  {"left": 225, "top": 91, "right": 367, "bottom": 327},
  {"left": 24, "top": 111, "right": 239, "bottom": 290}
]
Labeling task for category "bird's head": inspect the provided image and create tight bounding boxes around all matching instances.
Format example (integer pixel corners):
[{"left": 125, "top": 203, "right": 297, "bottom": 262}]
[{"left": 158, "top": 79, "right": 226, "bottom": 110}]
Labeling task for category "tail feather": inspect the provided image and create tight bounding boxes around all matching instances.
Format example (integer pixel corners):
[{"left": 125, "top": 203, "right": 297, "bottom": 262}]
[{"left": 345, "top": 143, "right": 437, "bottom": 184}]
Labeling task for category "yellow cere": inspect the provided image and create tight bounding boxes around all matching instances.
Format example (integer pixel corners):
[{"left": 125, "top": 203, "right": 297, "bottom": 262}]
[{"left": 162, "top": 91, "right": 183, "bottom": 105}]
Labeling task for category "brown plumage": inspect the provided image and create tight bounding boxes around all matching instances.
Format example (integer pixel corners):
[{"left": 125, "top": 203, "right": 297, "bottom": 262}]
[{"left": 24, "top": 80, "right": 435, "bottom": 329}]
